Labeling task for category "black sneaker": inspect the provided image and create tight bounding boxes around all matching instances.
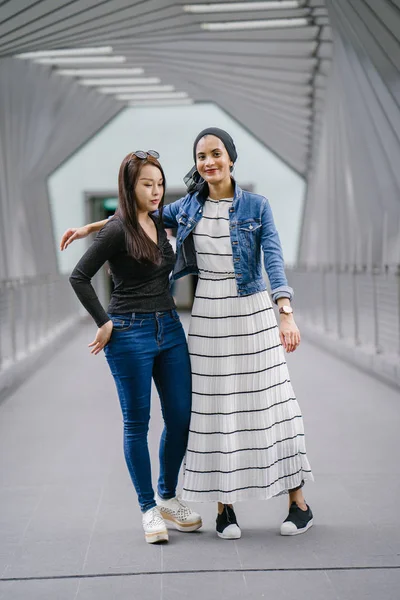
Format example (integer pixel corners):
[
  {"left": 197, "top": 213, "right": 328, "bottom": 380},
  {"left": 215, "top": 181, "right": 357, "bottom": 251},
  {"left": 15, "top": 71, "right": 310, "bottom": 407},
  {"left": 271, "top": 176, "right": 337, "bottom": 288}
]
[
  {"left": 216, "top": 505, "right": 241, "bottom": 539},
  {"left": 280, "top": 502, "right": 313, "bottom": 536}
]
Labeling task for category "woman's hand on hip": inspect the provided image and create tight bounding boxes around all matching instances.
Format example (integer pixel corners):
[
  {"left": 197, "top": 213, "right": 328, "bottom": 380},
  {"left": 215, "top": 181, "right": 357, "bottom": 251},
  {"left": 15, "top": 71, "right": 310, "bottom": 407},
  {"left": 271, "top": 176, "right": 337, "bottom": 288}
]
[
  {"left": 279, "top": 317, "right": 301, "bottom": 353},
  {"left": 88, "top": 321, "right": 113, "bottom": 355}
]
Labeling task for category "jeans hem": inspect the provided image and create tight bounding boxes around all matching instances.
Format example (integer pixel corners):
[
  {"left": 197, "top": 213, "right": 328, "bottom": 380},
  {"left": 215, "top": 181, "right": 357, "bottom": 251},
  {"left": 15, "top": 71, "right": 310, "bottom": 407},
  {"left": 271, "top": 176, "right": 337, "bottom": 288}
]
[
  {"left": 157, "top": 491, "right": 175, "bottom": 501},
  {"left": 141, "top": 502, "right": 157, "bottom": 514}
]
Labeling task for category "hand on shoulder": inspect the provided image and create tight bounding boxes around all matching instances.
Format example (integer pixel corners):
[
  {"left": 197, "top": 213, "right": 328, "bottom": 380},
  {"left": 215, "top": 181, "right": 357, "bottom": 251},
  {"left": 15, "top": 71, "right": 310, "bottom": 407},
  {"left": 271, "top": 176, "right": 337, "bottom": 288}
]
[{"left": 60, "top": 225, "right": 91, "bottom": 251}]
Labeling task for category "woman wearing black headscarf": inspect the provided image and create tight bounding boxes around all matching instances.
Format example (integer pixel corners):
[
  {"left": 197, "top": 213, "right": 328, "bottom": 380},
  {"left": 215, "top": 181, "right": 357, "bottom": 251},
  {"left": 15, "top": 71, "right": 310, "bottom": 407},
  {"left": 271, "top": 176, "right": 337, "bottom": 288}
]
[{"left": 61, "top": 128, "right": 314, "bottom": 540}]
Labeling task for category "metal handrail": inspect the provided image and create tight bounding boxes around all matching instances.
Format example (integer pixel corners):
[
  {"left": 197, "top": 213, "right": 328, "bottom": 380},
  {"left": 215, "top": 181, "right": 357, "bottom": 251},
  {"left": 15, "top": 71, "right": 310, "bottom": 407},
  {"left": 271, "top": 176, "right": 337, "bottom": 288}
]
[
  {"left": 0, "top": 274, "right": 80, "bottom": 373},
  {"left": 2, "top": 266, "right": 399, "bottom": 376},
  {"left": 286, "top": 264, "right": 400, "bottom": 358}
]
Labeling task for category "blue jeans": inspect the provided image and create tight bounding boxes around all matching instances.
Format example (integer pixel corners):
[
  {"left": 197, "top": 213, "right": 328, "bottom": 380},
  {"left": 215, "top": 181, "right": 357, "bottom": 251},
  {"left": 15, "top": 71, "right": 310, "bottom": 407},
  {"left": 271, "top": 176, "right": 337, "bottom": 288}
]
[{"left": 104, "top": 310, "right": 192, "bottom": 513}]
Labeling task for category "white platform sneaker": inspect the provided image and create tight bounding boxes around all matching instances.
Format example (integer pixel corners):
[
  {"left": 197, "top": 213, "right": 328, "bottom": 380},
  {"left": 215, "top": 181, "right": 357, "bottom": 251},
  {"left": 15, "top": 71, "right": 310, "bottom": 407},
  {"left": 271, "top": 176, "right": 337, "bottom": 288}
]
[
  {"left": 156, "top": 494, "right": 202, "bottom": 532},
  {"left": 142, "top": 506, "right": 169, "bottom": 544}
]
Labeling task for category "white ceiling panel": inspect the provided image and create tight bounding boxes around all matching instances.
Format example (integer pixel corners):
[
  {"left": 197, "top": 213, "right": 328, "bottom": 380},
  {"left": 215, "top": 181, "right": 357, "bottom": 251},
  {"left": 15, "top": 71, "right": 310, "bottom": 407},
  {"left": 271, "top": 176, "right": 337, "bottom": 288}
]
[{"left": 0, "top": 0, "right": 333, "bottom": 175}]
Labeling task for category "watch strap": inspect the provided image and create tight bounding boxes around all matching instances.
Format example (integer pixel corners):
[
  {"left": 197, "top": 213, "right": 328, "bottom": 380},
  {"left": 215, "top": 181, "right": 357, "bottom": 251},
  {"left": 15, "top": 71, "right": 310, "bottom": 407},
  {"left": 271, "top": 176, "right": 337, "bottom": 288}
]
[{"left": 279, "top": 306, "right": 293, "bottom": 315}]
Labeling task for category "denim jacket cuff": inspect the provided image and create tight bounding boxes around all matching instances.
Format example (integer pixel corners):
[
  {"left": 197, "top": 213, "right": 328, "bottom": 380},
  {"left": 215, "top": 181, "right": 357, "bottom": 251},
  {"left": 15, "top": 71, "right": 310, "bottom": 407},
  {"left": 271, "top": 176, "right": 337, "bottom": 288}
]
[{"left": 271, "top": 285, "right": 294, "bottom": 304}]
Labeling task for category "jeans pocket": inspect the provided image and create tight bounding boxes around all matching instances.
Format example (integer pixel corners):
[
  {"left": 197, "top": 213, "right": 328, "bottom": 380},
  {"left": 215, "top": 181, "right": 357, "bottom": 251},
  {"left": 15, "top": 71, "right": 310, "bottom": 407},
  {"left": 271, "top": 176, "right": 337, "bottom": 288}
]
[
  {"left": 109, "top": 314, "right": 134, "bottom": 332},
  {"left": 171, "top": 309, "right": 181, "bottom": 323}
]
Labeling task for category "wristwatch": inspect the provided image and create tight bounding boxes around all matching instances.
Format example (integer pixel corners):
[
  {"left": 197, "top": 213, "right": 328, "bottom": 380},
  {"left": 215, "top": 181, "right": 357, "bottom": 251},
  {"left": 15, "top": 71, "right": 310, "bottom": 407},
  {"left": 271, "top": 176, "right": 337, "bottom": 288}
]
[{"left": 279, "top": 306, "right": 293, "bottom": 315}]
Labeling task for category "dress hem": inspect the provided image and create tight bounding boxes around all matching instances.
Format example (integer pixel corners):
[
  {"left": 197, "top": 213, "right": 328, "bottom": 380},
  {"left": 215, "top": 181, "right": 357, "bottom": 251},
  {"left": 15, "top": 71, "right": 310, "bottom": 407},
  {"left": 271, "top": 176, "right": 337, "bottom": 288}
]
[{"left": 181, "top": 472, "right": 315, "bottom": 504}]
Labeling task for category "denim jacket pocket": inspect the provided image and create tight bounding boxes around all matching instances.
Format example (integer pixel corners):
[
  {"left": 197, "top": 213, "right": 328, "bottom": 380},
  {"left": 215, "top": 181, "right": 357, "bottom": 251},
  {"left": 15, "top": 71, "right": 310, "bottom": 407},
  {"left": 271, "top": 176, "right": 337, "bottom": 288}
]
[
  {"left": 238, "top": 219, "right": 262, "bottom": 249},
  {"left": 177, "top": 212, "right": 188, "bottom": 227},
  {"left": 176, "top": 213, "right": 189, "bottom": 244},
  {"left": 236, "top": 220, "right": 262, "bottom": 279},
  {"left": 238, "top": 219, "right": 262, "bottom": 232}
]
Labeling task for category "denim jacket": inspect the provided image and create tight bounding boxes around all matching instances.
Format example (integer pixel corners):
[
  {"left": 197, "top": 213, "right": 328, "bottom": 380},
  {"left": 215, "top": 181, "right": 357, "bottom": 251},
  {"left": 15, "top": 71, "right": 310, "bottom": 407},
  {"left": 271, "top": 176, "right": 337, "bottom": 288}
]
[{"left": 161, "top": 181, "right": 293, "bottom": 303}]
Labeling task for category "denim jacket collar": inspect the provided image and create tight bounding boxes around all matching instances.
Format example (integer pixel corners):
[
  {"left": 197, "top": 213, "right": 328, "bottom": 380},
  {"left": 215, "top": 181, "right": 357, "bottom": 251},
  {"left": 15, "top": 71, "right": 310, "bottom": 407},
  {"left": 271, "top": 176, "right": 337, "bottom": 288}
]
[{"left": 192, "top": 178, "right": 242, "bottom": 209}]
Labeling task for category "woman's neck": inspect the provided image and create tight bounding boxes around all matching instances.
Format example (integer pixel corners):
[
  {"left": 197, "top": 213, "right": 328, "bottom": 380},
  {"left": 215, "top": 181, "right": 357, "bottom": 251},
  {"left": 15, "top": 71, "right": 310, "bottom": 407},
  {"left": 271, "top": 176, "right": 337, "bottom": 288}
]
[
  {"left": 138, "top": 211, "right": 153, "bottom": 226},
  {"left": 208, "top": 177, "right": 234, "bottom": 201}
]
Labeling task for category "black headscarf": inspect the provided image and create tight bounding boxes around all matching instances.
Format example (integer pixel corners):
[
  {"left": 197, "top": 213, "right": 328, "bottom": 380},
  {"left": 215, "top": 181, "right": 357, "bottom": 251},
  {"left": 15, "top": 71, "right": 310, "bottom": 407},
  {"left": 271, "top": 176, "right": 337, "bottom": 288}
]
[{"left": 184, "top": 127, "right": 238, "bottom": 193}]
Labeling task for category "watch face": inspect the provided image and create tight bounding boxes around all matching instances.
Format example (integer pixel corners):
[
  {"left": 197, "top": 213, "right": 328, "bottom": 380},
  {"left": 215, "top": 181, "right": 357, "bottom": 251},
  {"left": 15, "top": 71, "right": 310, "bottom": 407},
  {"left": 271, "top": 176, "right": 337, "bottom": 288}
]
[{"left": 281, "top": 306, "right": 292, "bottom": 314}]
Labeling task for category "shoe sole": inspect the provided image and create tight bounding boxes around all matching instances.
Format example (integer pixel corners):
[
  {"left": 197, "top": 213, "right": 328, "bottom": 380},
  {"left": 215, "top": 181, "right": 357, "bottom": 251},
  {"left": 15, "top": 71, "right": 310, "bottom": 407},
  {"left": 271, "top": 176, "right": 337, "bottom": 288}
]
[
  {"left": 280, "top": 519, "right": 314, "bottom": 536},
  {"left": 145, "top": 530, "right": 169, "bottom": 544},
  {"left": 161, "top": 513, "right": 203, "bottom": 532},
  {"left": 217, "top": 531, "right": 242, "bottom": 540},
  {"left": 217, "top": 524, "right": 242, "bottom": 540}
]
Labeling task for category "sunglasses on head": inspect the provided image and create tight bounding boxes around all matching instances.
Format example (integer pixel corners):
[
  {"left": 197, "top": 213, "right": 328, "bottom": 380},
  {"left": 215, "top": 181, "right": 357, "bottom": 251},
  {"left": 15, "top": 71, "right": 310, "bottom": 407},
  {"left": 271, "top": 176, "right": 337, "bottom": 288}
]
[{"left": 131, "top": 150, "right": 160, "bottom": 160}]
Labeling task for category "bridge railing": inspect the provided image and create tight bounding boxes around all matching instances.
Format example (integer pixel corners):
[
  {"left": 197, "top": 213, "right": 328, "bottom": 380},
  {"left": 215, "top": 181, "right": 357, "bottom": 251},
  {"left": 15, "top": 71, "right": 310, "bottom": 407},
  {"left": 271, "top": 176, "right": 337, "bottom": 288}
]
[
  {"left": 0, "top": 274, "right": 79, "bottom": 374},
  {"left": 286, "top": 265, "right": 400, "bottom": 361},
  {"left": 1, "top": 267, "right": 399, "bottom": 381}
]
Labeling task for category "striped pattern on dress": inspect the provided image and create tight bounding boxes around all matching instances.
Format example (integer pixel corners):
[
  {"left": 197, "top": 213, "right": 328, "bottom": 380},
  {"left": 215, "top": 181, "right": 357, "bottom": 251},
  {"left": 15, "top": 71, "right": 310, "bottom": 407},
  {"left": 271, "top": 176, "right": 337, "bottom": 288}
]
[{"left": 182, "top": 197, "right": 313, "bottom": 503}]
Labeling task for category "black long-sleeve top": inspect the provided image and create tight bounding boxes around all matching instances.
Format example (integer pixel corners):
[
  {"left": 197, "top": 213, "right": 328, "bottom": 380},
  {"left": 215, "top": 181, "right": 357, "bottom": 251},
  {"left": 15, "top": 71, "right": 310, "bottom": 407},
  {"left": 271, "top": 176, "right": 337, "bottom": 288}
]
[{"left": 69, "top": 216, "right": 176, "bottom": 327}]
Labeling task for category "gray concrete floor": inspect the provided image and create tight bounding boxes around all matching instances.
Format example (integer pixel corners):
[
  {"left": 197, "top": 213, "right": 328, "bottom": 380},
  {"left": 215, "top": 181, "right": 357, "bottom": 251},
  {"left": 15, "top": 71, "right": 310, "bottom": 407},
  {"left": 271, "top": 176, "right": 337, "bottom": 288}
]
[{"left": 0, "top": 313, "right": 399, "bottom": 600}]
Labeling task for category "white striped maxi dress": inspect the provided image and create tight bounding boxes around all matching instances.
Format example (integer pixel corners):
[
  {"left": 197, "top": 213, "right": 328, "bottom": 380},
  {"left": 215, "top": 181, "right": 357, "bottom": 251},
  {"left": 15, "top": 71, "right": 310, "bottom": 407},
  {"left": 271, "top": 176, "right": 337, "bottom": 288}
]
[{"left": 181, "top": 197, "right": 314, "bottom": 504}]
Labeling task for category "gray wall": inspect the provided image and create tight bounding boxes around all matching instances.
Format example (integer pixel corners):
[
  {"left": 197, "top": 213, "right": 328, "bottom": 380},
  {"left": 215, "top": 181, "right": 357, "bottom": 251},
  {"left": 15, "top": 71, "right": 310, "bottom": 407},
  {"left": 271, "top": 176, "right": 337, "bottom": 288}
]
[
  {"left": 0, "top": 57, "right": 122, "bottom": 280},
  {"left": 299, "top": 0, "right": 400, "bottom": 268}
]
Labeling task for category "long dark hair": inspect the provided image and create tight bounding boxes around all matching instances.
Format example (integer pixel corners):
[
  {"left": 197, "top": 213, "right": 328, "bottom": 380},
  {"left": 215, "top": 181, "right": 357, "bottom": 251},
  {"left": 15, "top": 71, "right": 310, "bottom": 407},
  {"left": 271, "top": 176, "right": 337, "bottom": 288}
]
[{"left": 116, "top": 152, "right": 166, "bottom": 265}]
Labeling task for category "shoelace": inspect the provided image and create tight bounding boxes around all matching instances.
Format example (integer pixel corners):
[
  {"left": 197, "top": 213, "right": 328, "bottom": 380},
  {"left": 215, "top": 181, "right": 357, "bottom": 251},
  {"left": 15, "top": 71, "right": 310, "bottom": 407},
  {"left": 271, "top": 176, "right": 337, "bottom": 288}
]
[
  {"left": 174, "top": 496, "right": 191, "bottom": 515},
  {"left": 146, "top": 508, "right": 163, "bottom": 526}
]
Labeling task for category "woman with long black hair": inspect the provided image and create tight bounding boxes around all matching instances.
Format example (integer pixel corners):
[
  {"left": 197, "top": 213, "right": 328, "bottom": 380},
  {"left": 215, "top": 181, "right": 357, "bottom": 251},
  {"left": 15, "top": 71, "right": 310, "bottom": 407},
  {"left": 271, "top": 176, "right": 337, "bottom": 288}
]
[
  {"left": 63, "top": 129, "right": 314, "bottom": 540},
  {"left": 68, "top": 151, "right": 202, "bottom": 544}
]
